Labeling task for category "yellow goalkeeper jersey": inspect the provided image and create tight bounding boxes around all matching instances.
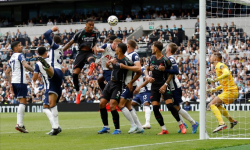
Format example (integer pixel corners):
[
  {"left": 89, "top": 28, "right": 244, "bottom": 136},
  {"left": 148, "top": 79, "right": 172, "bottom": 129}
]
[{"left": 215, "top": 62, "right": 238, "bottom": 91}]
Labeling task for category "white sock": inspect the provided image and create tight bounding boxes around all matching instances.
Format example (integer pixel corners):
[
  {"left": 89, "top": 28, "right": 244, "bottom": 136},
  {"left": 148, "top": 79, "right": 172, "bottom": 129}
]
[
  {"left": 177, "top": 121, "right": 182, "bottom": 126},
  {"left": 121, "top": 107, "right": 136, "bottom": 126},
  {"left": 104, "top": 126, "right": 109, "bottom": 128},
  {"left": 43, "top": 108, "right": 57, "bottom": 129},
  {"left": 161, "top": 125, "right": 167, "bottom": 130},
  {"left": 130, "top": 107, "right": 143, "bottom": 129},
  {"left": 179, "top": 114, "right": 185, "bottom": 124},
  {"left": 144, "top": 106, "right": 151, "bottom": 125},
  {"left": 17, "top": 104, "right": 25, "bottom": 127},
  {"left": 179, "top": 109, "right": 196, "bottom": 125},
  {"left": 51, "top": 105, "right": 59, "bottom": 127}
]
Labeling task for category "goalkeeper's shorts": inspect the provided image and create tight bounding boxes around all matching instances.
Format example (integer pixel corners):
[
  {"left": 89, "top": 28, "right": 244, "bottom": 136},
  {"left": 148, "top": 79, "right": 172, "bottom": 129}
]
[{"left": 218, "top": 90, "right": 239, "bottom": 104}]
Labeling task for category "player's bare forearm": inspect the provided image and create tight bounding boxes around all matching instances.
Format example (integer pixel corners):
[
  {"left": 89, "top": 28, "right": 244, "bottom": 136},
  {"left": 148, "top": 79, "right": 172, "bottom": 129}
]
[
  {"left": 106, "top": 61, "right": 112, "bottom": 70},
  {"left": 5, "top": 68, "right": 11, "bottom": 83},
  {"left": 139, "top": 79, "right": 150, "bottom": 89},
  {"left": 129, "top": 70, "right": 142, "bottom": 84},
  {"left": 145, "top": 66, "right": 150, "bottom": 77},
  {"left": 23, "top": 62, "right": 34, "bottom": 72},
  {"left": 120, "top": 64, "right": 141, "bottom": 72},
  {"left": 63, "top": 40, "right": 74, "bottom": 51},
  {"left": 165, "top": 74, "right": 174, "bottom": 84}
]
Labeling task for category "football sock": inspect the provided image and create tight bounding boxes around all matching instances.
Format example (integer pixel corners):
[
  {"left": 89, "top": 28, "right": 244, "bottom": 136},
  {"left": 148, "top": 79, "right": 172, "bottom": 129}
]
[
  {"left": 111, "top": 110, "right": 120, "bottom": 129},
  {"left": 130, "top": 107, "right": 143, "bottom": 129},
  {"left": 161, "top": 125, "right": 167, "bottom": 130},
  {"left": 167, "top": 103, "right": 180, "bottom": 122},
  {"left": 17, "top": 103, "right": 25, "bottom": 127},
  {"left": 179, "top": 114, "right": 185, "bottom": 124},
  {"left": 88, "top": 58, "right": 95, "bottom": 64},
  {"left": 179, "top": 108, "right": 195, "bottom": 125},
  {"left": 73, "top": 73, "right": 79, "bottom": 92},
  {"left": 144, "top": 106, "right": 151, "bottom": 125},
  {"left": 217, "top": 105, "right": 234, "bottom": 123},
  {"left": 210, "top": 104, "right": 224, "bottom": 125},
  {"left": 121, "top": 107, "right": 136, "bottom": 126},
  {"left": 43, "top": 108, "right": 57, "bottom": 129},
  {"left": 153, "top": 105, "right": 165, "bottom": 126},
  {"left": 100, "top": 108, "right": 108, "bottom": 126},
  {"left": 51, "top": 105, "right": 59, "bottom": 128}
]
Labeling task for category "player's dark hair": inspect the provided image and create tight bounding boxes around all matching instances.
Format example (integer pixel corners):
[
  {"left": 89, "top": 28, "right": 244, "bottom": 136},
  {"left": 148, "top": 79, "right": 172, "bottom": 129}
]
[
  {"left": 86, "top": 18, "right": 94, "bottom": 23},
  {"left": 117, "top": 43, "right": 127, "bottom": 54},
  {"left": 153, "top": 41, "right": 163, "bottom": 51},
  {"left": 168, "top": 43, "right": 178, "bottom": 54},
  {"left": 11, "top": 41, "right": 20, "bottom": 51},
  {"left": 38, "top": 47, "right": 47, "bottom": 55},
  {"left": 127, "top": 40, "right": 136, "bottom": 49},
  {"left": 214, "top": 52, "right": 222, "bottom": 60},
  {"left": 53, "top": 35, "right": 62, "bottom": 44}
]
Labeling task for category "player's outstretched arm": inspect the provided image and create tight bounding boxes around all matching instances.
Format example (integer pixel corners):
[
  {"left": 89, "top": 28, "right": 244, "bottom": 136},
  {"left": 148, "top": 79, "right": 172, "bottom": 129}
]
[
  {"left": 120, "top": 61, "right": 141, "bottom": 72},
  {"left": 159, "top": 65, "right": 179, "bottom": 74},
  {"left": 134, "top": 79, "right": 150, "bottom": 95},
  {"left": 63, "top": 40, "right": 74, "bottom": 51},
  {"left": 32, "top": 64, "right": 40, "bottom": 87},
  {"left": 44, "top": 26, "right": 60, "bottom": 50}
]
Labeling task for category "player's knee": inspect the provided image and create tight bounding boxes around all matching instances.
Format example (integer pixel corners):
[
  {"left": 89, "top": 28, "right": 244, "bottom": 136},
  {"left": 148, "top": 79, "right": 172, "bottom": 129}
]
[
  {"left": 99, "top": 99, "right": 107, "bottom": 108},
  {"left": 144, "top": 102, "right": 150, "bottom": 106},
  {"left": 73, "top": 68, "right": 80, "bottom": 74},
  {"left": 131, "top": 102, "right": 137, "bottom": 107},
  {"left": 175, "top": 105, "right": 181, "bottom": 111},
  {"left": 118, "top": 103, "right": 124, "bottom": 109},
  {"left": 109, "top": 103, "right": 117, "bottom": 111}
]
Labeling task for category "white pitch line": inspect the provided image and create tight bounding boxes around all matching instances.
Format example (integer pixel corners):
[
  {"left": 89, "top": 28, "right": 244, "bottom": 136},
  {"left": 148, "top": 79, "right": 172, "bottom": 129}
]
[{"left": 103, "top": 139, "right": 201, "bottom": 150}]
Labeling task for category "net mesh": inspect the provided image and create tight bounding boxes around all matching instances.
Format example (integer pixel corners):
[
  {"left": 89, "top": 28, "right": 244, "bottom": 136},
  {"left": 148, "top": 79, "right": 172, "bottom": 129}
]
[{"left": 205, "top": 0, "right": 250, "bottom": 139}]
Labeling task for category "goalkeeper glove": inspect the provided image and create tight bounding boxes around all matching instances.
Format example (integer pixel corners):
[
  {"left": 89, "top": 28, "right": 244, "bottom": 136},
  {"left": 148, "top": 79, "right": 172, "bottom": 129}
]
[
  {"left": 206, "top": 78, "right": 215, "bottom": 83},
  {"left": 206, "top": 88, "right": 216, "bottom": 93}
]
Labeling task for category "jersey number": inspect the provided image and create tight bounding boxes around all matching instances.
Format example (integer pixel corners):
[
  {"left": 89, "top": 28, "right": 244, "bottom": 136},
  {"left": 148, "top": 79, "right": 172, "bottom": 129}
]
[
  {"left": 105, "top": 55, "right": 112, "bottom": 60},
  {"left": 10, "top": 60, "right": 15, "bottom": 72},
  {"left": 57, "top": 52, "right": 63, "bottom": 64}
]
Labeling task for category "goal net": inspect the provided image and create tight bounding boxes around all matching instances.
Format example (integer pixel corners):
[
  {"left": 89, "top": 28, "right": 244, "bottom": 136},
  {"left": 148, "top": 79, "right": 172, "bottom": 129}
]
[{"left": 205, "top": 0, "right": 250, "bottom": 139}]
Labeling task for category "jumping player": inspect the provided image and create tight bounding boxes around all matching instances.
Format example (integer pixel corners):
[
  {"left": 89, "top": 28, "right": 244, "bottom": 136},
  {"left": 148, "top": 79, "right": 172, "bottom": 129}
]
[
  {"left": 160, "top": 43, "right": 199, "bottom": 134},
  {"left": 5, "top": 41, "right": 34, "bottom": 133},
  {"left": 132, "top": 58, "right": 152, "bottom": 129},
  {"left": 206, "top": 52, "right": 238, "bottom": 133},
  {"left": 145, "top": 41, "right": 186, "bottom": 135},
  {"left": 63, "top": 18, "right": 98, "bottom": 104},
  {"left": 98, "top": 43, "right": 132, "bottom": 134},
  {"left": 36, "top": 26, "right": 64, "bottom": 135}
]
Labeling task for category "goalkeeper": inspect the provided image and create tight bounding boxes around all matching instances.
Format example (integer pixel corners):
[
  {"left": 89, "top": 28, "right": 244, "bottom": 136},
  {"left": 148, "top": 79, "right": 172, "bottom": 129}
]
[{"left": 206, "top": 52, "right": 238, "bottom": 133}]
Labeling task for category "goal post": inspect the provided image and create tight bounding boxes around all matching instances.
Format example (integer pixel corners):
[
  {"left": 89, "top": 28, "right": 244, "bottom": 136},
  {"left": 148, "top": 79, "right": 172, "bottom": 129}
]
[
  {"left": 200, "top": 0, "right": 250, "bottom": 139},
  {"left": 199, "top": 0, "right": 208, "bottom": 140}
]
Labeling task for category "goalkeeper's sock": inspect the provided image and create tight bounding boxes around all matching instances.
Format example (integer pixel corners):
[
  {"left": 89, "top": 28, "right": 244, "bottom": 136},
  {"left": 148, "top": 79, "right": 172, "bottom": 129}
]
[
  {"left": 217, "top": 105, "right": 234, "bottom": 123},
  {"left": 210, "top": 105, "right": 224, "bottom": 125},
  {"left": 179, "top": 108, "right": 196, "bottom": 125}
]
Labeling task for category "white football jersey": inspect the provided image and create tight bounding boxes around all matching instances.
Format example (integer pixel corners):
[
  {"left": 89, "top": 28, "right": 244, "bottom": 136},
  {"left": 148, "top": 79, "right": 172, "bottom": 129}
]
[
  {"left": 136, "top": 66, "right": 151, "bottom": 93},
  {"left": 100, "top": 43, "right": 116, "bottom": 70},
  {"left": 124, "top": 51, "right": 140, "bottom": 86},
  {"left": 34, "top": 58, "right": 50, "bottom": 90},
  {"left": 168, "top": 55, "right": 181, "bottom": 91},
  {"left": 48, "top": 43, "right": 63, "bottom": 70},
  {"left": 8, "top": 53, "right": 27, "bottom": 84}
]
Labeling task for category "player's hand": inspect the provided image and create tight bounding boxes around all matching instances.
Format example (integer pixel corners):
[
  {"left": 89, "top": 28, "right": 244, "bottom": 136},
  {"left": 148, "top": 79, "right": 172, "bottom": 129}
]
[
  {"left": 51, "top": 26, "right": 59, "bottom": 32},
  {"left": 110, "top": 58, "right": 117, "bottom": 64},
  {"left": 147, "top": 77, "right": 155, "bottom": 83},
  {"left": 206, "top": 88, "right": 215, "bottom": 93},
  {"left": 133, "top": 87, "right": 140, "bottom": 95},
  {"left": 97, "top": 48, "right": 105, "bottom": 52},
  {"left": 127, "top": 82, "right": 133, "bottom": 92},
  {"left": 159, "top": 84, "right": 167, "bottom": 94},
  {"left": 206, "top": 78, "right": 215, "bottom": 83},
  {"left": 158, "top": 65, "right": 165, "bottom": 71},
  {"left": 149, "top": 66, "right": 154, "bottom": 71}
]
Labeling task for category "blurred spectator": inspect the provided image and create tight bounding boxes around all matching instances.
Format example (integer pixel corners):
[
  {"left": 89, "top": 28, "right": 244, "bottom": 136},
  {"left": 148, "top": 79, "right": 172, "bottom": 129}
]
[
  {"left": 126, "top": 15, "right": 132, "bottom": 22},
  {"left": 183, "top": 101, "right": 191, "bottom": 111},
  {"left": 47, "top": 19, "right": 53, "bottom": 26},
  {"left": 170, "top": 13, "right": 176, "bottom": 20}
]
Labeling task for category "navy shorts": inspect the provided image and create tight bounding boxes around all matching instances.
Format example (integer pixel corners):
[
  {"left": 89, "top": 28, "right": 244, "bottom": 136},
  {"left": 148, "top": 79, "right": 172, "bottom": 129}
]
[
  {"left": 43, "top": 89, "right": 49, "bottom": 105},
  {"left": 47, "top": 68, "right": 63, "bottom": 103},
  {"left": 120, "top": 85, "right": 136, "bottom": 100},
  {"left": 132, "top": 90, "right": 151, "bottom": 105},
  {"left": 12, "top": 83, "right": 28, "bottom": 99},
  {"left": 103, "top": 70, "right": 112, "bottom": 82},
  {"left": 172, "top": 88, "right": 183, "bottom": 106}
]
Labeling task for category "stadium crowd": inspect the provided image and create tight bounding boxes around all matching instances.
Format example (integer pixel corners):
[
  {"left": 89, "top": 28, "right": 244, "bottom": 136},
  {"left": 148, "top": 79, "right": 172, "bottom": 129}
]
[{"left": 0, "top": 20, "right": 250, "bottom": 105}]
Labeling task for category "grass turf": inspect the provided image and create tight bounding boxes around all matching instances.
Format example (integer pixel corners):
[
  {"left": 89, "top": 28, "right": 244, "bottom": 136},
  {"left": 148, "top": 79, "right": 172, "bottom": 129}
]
[{"left": 0, "top": 111, "right": 250, "bottom": 150}]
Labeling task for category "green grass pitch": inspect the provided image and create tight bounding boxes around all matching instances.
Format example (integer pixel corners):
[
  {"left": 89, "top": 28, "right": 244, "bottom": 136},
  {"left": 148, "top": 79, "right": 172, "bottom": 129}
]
[{"left": 1, "top": 111, "right": 250, "bottom": 150}]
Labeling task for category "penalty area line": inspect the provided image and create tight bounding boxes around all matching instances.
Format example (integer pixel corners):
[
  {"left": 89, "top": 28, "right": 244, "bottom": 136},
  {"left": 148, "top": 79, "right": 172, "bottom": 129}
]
[{"left": 103, "top": 139, "right": 201, "bottom": 150}]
